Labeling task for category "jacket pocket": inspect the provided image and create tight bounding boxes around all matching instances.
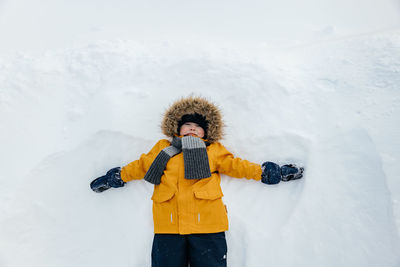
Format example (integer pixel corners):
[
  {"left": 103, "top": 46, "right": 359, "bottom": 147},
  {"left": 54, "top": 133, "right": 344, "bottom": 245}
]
[
  {"left": 152, "top": 190, "right": 176, "bottom": 225},
  {"left": 193, "top": 189, "right": 226, "bottom": 225}
]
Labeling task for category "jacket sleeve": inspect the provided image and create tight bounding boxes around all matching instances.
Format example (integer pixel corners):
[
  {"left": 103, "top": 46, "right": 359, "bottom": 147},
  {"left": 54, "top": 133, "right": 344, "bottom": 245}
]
[
  {"left": 120, "top": 139, "right": 170, "bottom": 182},
  {"left": 214, "top": 143, "right": 262, "bottom": 181}
]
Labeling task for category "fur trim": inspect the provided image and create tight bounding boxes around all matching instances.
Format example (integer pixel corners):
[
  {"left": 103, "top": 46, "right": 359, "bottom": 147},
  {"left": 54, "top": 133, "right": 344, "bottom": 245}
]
[{"left": 162, "top": 96, "right": 224, "bottom": 143}]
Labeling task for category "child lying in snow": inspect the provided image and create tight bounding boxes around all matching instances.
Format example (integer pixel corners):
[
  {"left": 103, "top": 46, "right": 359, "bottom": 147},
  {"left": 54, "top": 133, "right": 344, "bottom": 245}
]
[{"left": 90, "top": 96, "right": 303, "bottom": 267}]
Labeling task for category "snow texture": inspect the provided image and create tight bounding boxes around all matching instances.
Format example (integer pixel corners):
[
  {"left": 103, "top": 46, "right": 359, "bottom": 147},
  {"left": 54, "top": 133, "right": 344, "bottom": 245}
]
[{"left": 1, "top": 1, "right": 400, "bottom": 266}]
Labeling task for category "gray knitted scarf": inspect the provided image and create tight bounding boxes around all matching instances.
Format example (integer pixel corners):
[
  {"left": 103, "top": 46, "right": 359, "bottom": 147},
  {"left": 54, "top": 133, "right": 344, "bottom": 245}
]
[{"left": 144, "top": 136, "right": 211, "bottom": 185}]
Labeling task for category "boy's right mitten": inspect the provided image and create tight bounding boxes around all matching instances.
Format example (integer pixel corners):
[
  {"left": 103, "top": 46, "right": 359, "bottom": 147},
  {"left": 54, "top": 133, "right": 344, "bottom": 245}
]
[
  {"left": 261, "top": 161, "right": 281, "bottom": 184},
  {"left": 90, "top": 167, "right": 125, "bottom": 193}
]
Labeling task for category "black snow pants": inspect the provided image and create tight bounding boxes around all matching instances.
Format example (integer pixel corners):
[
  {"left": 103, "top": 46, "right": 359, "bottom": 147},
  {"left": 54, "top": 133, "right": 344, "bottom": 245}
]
[{"left": 151, "top": 232, "right": 227, "bottom": 267}]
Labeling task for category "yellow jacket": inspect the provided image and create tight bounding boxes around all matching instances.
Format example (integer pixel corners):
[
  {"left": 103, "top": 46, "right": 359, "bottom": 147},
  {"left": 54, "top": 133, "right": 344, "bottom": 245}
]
[{"left": 120, "top": 139, "right": 262, "bottom": 234}]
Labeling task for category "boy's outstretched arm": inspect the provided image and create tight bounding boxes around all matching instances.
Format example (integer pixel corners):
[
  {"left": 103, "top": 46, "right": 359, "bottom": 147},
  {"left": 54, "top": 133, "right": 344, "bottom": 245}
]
[
  {"left": 90, "top": 139, "right": 170, "bottom": 193},
  {"left": 215, "top": 143, "right": 304, "bottom": 184},
  {"left": 215, "top": 143, "right": 262, "bottom": 180}
]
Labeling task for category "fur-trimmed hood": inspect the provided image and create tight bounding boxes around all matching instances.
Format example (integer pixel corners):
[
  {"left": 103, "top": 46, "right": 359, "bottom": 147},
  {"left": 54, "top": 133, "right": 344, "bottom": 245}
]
[{"left": 161, "top": 96, "right": 224, "bottom": 143}]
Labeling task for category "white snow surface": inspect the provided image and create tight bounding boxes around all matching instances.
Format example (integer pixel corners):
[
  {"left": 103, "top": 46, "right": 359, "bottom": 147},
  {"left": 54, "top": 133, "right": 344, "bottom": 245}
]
[{"left": 1, "top": 1, "right": 400, "bottom": 267}]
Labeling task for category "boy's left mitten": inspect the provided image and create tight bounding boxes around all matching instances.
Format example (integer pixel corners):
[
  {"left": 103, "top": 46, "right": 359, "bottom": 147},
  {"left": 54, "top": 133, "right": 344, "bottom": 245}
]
[
  {"left": 90, "top": 167, "right": 125, "bottom": 193},
  {"left": 261, "top": 161, "right": 281, "bottom": 184}
]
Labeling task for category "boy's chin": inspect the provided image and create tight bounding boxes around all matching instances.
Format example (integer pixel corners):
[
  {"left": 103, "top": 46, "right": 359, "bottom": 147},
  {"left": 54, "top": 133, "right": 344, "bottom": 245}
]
[{"left": 184, "top": 133, "right": 198, "bottom": 137}]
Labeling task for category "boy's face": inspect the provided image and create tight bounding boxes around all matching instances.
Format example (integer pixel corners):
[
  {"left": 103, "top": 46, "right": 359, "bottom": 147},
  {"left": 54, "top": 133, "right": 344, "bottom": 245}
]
[{"left": 179, "top": 122, "right": 205, "bottom": 138}]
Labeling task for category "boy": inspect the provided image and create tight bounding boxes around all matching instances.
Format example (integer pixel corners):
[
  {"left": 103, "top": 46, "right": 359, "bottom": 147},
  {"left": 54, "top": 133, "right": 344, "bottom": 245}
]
[{"left": 90, "top": 96, "right": 303, "bottom": 267}]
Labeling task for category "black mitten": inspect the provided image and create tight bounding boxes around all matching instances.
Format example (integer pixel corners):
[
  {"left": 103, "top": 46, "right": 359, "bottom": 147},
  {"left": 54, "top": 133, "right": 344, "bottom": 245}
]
[
  {"left": 280, "top": 164, "right": 304, "bottom": 181},
  {"left": 90, "top": 167, "right": 125, "bottom": 193},
  {"left": 90, "top": 174, "right": 110, "bottom": 193},
  {"left": 261, "top": 161, "right": 281, "bottom": 184}
]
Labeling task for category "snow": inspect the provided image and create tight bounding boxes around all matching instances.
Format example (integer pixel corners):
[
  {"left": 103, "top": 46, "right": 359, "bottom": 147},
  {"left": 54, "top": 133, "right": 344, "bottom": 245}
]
[{"left": 1, "top": 1, "right": 400, "bottom": 266}]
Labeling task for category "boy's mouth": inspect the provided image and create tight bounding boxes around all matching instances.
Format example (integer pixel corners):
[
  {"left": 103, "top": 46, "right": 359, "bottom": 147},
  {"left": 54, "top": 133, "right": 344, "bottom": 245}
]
[{"left": 185, "top": 133, "right": 197, "bottom": 137}]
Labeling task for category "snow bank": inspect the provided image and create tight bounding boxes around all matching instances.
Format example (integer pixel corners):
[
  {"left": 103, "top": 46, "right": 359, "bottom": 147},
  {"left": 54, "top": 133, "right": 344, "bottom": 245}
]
[{"left": 1, "top": 30, "right": 400, "bottom": 266}]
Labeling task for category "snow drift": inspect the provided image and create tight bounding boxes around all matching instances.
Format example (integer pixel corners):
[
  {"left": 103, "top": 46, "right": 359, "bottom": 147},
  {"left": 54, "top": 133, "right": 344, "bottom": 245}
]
[{"left": 1, "top": 29, "right": 400, "bottom": 266}]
